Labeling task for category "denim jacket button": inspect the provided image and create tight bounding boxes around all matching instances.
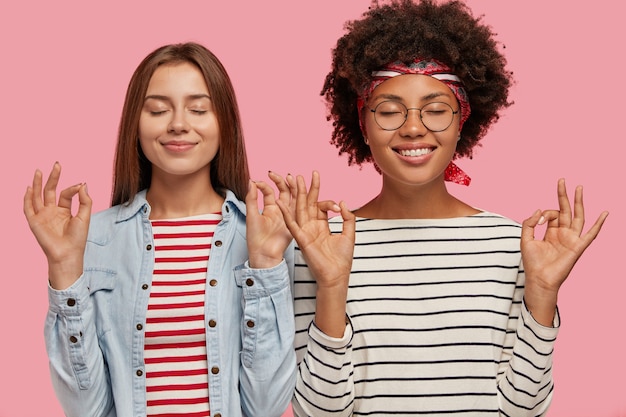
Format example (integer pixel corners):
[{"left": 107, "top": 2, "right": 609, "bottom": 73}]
[
  {"left": 211, "top": 366, "right": 219, "bottom": 375},
  {"left": 146, "top": 244, "right": 152, "bottom": 251},
  {"left": 209, "top": 279, "right": 217, "bottom": 287},
  {"left": 67, "top": 298, "right": 76, "bottom": 307},
  {"left": 245, "top": 278, "right": 254, "bottom": 287},
  {"left": 246, "top": 320, "right": 255, "bottom": 328},
  {"left": 208, "top": 319, "right": 217, "bottom": 328},
  {"left": 214, "top": 240, "right": 222, "bottom": 247}
]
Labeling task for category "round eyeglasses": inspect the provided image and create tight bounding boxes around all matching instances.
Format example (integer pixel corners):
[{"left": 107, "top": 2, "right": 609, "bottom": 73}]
[{"left": 369, "top": 101, "right": 459, "bottom": 132}]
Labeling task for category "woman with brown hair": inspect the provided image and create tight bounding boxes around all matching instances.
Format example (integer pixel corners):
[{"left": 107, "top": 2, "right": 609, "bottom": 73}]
[
  {"left": 273, "top": 1, "right": 609, "bottom": 415},
  {"left": 24, "top": 42, "right": 296, "bottom": 417}
]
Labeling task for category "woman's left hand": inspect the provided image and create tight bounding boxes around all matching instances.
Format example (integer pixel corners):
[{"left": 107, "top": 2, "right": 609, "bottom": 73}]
[
  {"left": 244, "top": 171, "right": 295, "bottom": 269},
  {"left": 521, "top": 178, "right": 608, "bottom": 325}
]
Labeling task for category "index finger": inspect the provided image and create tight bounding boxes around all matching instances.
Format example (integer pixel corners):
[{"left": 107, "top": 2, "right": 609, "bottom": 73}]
[
  {"left": 268, "top": 171, "right": 295, "bottom": 206},
  {"left": 254, "top": 180, "right": 278, "bottom": 209}
]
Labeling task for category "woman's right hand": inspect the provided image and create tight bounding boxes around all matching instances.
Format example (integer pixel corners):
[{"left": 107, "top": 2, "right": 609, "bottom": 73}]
[
  {"left": 23, "top": 162, "right": 92, "bottom": 290},
  {"left": 273, "top": 171, "right": 356, "bottom": 337}
]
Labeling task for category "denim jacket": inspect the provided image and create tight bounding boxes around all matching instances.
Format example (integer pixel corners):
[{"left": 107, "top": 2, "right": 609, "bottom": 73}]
[{"left": 45, "top": 190, "right": 296, "bottom": 417}]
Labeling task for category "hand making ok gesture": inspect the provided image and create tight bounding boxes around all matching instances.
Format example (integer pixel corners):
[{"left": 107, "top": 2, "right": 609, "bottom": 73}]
[
  {"left": 521, "top": 178, "right": 608, "bottom": 326},
  {"left": 23, "top": 162, "right": 92, "bottom": 290}
]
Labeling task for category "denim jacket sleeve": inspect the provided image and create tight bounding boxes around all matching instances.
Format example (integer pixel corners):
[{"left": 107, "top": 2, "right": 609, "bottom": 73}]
[
  {"left": 234, "top": 243, "right": 296, "bottom": 417},
  {"left": 45, "top": 274, "right": 116, "bottom": 417}
]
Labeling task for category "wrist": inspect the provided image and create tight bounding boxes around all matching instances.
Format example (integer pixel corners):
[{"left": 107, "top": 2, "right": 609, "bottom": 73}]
[
  {"left": 248, "top": 253, "right": 283, "bottom": 269},
  {"left": 523, "top": 285, "right": 558, "bottom": 327},
  {"left": 314, "top": 285, "right": 349, "bottom": 337},
  {"left": 48, "top": 259, "right": 83, "bottom": 290},
  {"left": 316, "top": 281, "right": 349, "bottom": 297}
]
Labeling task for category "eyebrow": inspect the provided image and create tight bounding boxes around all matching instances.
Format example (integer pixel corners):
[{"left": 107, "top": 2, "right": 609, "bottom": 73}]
[{"left": 144, "top": 94, "right": 211, "bottom": 102}]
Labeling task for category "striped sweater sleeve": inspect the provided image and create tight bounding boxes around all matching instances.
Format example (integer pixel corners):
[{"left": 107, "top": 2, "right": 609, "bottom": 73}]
[
  {"left": 496, "top": 263, "right": 559, "bottom": 416},
  {"left": 292, "top": 256, "right": 356, "bottom": 417}
]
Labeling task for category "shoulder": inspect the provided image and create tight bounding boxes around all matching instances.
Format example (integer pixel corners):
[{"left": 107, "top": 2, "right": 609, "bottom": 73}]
[
  {"left": 470, "top": 211, "right": 521, "bottom": 228},
  {"left": 88, "top": 191, "right": 148, "bottom": 243}
]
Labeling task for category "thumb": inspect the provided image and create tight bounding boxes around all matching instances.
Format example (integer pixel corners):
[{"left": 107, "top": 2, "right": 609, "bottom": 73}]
[
  {"left": 76, "top": 183, "right": 93, "bottom": 224},
  {"left": 521, "top": 209, "right": 542, "bottom": 243}
]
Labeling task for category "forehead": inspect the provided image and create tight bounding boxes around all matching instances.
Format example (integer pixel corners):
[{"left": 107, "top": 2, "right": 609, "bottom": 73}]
[
  {"left": 146, "top": 62, "right": 209, "bottom": 95},
  {"left": 372, "top": 74, "right": 454, "bottom": 99}
]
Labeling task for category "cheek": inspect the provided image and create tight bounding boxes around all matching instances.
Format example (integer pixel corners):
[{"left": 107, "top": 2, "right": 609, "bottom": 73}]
[
  {"left": 137, "top": 136, "right": 152, "bottom": 160},
  {"left": 363, "top": 113, "right": 377, "bottom": 138},
  {"left": 138, "top": 112, "right": 169, "bottom": 140},
  {"left": 137, "top": 117, "right": 158, "bottom": 155},
  {"left": 365, "top": 128, "right": 394, "bottom": 148},
  {"left": 138, "top": 116, "right": 152, "bottom": 140},
  {"left": 196, "top": 115, "right": 220, "bottom": 137}
]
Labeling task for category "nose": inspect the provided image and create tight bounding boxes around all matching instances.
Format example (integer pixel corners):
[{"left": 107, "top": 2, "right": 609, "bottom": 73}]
[
  {"left": 398, "top": 108, "right": 428, "bottom": 137},
  {"left": 167, "top": 110, "right": 190, "bottom": 134}
]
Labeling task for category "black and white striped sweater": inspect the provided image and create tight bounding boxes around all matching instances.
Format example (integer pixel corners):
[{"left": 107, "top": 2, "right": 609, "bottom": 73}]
[{"left": 292, "top": 212, "right": 559, "bottom": 417}]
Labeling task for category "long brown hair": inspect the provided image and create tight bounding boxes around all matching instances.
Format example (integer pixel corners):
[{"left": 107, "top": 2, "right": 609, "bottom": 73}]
[{"left": 111, "top": 42, "right": 250, "bottom": 206}]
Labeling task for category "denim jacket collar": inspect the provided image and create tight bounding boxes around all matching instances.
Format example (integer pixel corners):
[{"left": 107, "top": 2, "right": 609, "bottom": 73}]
[{"left": 115, "top": 189, "right": 247, "bottom": 223}]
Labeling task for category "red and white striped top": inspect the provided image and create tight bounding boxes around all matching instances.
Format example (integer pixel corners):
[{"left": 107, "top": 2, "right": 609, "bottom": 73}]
[{"left": 145, "top": 214, "right": 221, "bottom": 417}]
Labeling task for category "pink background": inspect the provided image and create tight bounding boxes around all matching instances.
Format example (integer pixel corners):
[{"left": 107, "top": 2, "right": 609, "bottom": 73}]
[{"left": 2, "top": 1, "right": 624, "bottom": 416}]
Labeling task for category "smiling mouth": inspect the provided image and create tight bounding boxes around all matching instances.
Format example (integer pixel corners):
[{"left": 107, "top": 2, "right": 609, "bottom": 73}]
[
  {"left": 162, "top": 142, "right": 197, "bottom": 152},
  {"left": 397, "top": 148, "right": 433, "bottom": 157}
]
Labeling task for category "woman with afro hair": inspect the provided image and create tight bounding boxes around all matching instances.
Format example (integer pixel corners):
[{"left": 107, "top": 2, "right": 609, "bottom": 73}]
[{"left": 271, "top": 0, "right": 608, "bottom": 416}]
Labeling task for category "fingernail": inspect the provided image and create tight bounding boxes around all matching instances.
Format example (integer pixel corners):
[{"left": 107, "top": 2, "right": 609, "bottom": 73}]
[{"left": 538, "top": 216, "right": 545, "bottom": 225}]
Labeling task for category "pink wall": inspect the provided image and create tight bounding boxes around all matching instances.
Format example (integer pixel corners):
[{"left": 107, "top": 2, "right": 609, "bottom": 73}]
[{"left": 2, "top": 1, "right": 623, "bottom": 416}]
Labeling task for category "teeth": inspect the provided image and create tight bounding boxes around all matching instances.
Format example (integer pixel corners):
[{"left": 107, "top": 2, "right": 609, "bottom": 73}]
[{"left": 399, "top": 148, "right": 432, "bottom": 157}]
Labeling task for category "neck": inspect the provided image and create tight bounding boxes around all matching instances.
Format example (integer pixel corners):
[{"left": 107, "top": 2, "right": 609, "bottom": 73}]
[
  {"left": 354, "top": 176, "right": 477, "bottom": 219},
  {"left": 146, "top": 170, "right": 224, "bottom": 219}
]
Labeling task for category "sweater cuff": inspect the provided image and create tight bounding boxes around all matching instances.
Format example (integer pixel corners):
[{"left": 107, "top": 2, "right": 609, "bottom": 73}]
[
  {"left": 521, "top": 299, "right": 560, "bottom": 336},
  {"left": 309, "top": 316, "right": 354, "bottom": 350}
]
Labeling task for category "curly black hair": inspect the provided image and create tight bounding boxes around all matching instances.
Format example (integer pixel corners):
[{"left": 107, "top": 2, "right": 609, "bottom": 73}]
[{"left": 322, "top": 0, "right": 513, "bottom": 166}]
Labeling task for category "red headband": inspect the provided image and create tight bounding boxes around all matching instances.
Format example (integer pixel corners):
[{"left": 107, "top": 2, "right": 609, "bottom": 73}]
[{"left": 357, "top": 59, "right": 471, "bottom": 186}]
